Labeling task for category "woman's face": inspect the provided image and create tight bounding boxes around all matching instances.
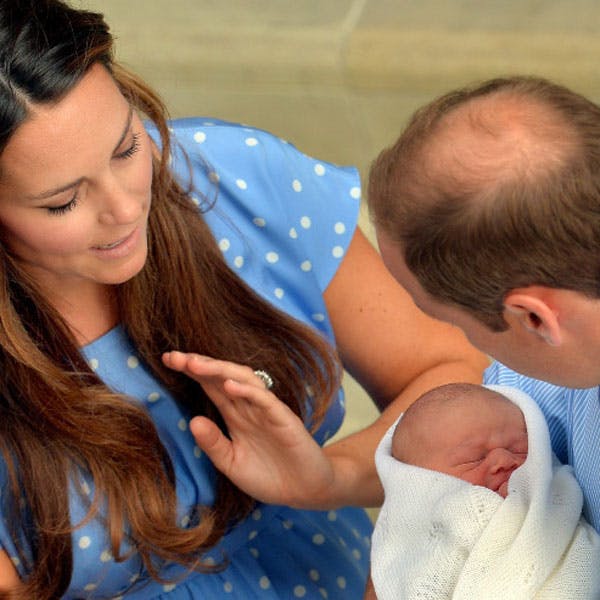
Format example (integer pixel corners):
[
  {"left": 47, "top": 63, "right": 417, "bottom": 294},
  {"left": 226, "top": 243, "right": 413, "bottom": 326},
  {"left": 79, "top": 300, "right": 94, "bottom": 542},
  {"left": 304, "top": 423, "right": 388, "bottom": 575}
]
[{"left": 0, "top": 63, "right": 153, "bottom": 302}]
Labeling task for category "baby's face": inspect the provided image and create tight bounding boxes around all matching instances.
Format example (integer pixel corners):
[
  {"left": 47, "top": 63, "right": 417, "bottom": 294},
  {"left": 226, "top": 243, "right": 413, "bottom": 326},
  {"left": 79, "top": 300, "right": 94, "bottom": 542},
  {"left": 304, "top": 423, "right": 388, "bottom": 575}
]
[{"left": 397, "top": 394, "right": 528, "bottom": 497}]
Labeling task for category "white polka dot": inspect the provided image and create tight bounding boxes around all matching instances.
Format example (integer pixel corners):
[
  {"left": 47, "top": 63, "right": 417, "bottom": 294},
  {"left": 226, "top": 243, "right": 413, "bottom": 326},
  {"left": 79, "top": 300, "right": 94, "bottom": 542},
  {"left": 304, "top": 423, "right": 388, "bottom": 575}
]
[
  {"left": 337, "top": 576, "right": 347, "bottom": 589},
  {"left": 266, "top": 252, "right": 279, "bottom": 264},
  {"left": 78, "top": 536, "right": 91, "bottom": 549},
  {"left": 332, "top": 246, "right": 344, "bottom": 258},
  {"left": 300, "top": 261, "right": 312, "bottom": 272},
  {"left": 274, "top": 288, "right": 284, "bottom": 299},
  {"left": 314, "top": 164, "right": 326, "bottom": 176},
  {"left": 352, "top": 548, "right": 362, "bottom": 560},
  {"left": 309, "top": 569, "right": 320, "bottom": 581},
  {"left": 163, "top": 583, "right": 176, "bottom": 592},
  {"left": 84, "top": 583, "right": 97, "bottom": 591},
  {"left": 147, "top": 392, "right": 160, "bottom": 403},
  {"left": 177, "top": 419, "right": 187, "bottom": 431},
  {"left": 259, "top": 576, "right": 271, "bottom": 589},
  {"left": 219, "top": 238, "right": 231, "bottom": 251},
  {"left": 312, "top": 313, "right": 325, "bottom": 322},
  {"left": 253, "top": 217, "right": 266, "bottom": 227},
  {"left": 209, "top": 171, "right": 220, "bottom": 183},
  {"left": 319, "top": 588, "right": 328, "bottom": 598},
  {"left": 81, "top": 481, "right": 91, "bottom": 496},
  {"left": 193, "top": 446, "right": 202, "bottom": 458},
  {"left": 193, "top": 131, "right": 206, "bottom": 144},
  {"left": 282, "top": 519, "right": 294, "bottom": 530},
  {"left": 224, "top": 581, "right": 233, "bottom": 593},
  {"left": 364, "top": 536, "right": 371, "bottom": 546},
  {"left": 204, "top": 557, "right": 216, "bottom": 566},
  {"left": 190, "top": 195, "right": 200, "bottom": 206},
  {"left": 203, "top": 121, "right": 216, "bottom": 126},
  {"left": 252, "top": 508, "right": 262, "bottom": 520},
  {"left": 245, "top": 137, "right": 258, "bottom": 147},
  {"left": 334, "top": 222, "right": 346, "bottom": 234},
  {"left": 234, "top": 256, "right": 244, "bottom": 268},
  {"left": 130, "top": 574, "right": 140, "bottom": 583},
  {"left": 350, "top": 186, "right": 361, "bottom": 199},
  {"left": 327, "top": 511, "right": 337, "bottom": 522},
  {"left": 294, "top": 585, "right": 307, "bottom": 597},
  {"left": 100, "top": 550, "right": 112, "bottom": 563},
  {"left": 352, "top": 528, "right": 361, "bottom": 539},
  {"left": 339, "top": 537, "right": 347, "bottom": 547},
  {"left": 312, "top": 533, "right": 325, "bottom": 545},
  {"left": 89, "top": 358, "right": 99, "bottom": 371},
  {"left": 236, "top": 179, "right": 248, "bottom": 190},
  {"left": 292, "top": 179, "right": 303, "bottom": 192},
  {"left": 10, "top": 556, "right": 19, "bottom": 567},
  {"left": 300, "top": 216, "right": 311, "bottom": 229},
  {"left": 248, "top": 530, "right": 258, "bottom": 540},
  {"left": 181, "top": 515, "right": 190, "bottom": 527},
  {"left": 289, "top": 227, "right": 298, "bottom": 239},
  {"left": 249, "top": 547, "right": 259, "bottom": 558},
  {"left": 127, "top": 356, "right": 139, "bottom": 369}
]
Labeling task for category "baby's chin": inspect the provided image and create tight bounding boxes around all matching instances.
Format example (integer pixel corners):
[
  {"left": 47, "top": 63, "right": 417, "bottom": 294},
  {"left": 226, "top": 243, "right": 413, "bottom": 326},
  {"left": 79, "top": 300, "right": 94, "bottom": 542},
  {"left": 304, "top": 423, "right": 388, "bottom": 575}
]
[{"left": 497, "top": 480, "right": 509, "bottom": 498}]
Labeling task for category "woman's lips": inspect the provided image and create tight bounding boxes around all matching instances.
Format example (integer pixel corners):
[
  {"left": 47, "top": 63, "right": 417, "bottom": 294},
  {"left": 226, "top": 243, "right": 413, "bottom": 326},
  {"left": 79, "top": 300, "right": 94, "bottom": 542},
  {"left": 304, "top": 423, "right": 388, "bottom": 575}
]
[{"left": 91, "top": 226, "right": 140, "bottom": 259}]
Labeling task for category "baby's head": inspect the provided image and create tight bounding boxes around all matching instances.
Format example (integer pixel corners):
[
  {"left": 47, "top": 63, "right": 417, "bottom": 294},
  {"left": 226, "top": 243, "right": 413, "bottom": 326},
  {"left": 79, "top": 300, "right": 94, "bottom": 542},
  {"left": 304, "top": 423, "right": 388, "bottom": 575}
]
[{"left": 392, "top": 383, "right": 528, "bottom": 497}]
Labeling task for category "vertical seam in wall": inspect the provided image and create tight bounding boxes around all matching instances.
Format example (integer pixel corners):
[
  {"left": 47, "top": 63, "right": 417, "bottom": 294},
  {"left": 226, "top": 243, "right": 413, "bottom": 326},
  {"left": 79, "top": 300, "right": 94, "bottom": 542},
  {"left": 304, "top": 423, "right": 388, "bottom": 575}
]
[{"left": 339, "top": 0, "right": 370, "bottom": 72}]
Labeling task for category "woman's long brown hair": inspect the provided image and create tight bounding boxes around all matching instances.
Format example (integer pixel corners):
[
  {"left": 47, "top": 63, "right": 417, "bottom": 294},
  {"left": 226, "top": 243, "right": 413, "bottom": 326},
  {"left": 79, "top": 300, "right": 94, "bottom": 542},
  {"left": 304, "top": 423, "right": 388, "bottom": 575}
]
[{"left": 0, "top": 2, "right": 341, "bottom": 597}]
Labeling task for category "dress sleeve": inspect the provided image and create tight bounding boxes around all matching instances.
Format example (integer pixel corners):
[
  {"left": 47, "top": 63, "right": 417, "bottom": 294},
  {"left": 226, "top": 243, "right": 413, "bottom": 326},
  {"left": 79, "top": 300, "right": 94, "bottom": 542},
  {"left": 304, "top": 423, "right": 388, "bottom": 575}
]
[{"left": 163, "top": 117, "right": 362, "bottom": 295}]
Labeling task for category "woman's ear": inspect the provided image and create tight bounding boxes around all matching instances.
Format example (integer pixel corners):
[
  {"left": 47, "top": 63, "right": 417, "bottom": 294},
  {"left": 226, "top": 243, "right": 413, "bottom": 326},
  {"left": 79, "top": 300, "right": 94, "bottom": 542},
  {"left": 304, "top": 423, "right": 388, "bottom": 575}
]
[{"left": 503, "top": 290, "right": 562, "bottom": 347}]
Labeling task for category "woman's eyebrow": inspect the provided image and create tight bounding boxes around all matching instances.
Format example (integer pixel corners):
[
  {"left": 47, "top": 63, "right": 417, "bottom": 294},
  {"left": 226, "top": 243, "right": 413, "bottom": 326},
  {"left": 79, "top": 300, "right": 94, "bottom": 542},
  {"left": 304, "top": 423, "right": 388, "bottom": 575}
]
[{"left": 27, "top": 105, "right": 135, "bottom": 201}]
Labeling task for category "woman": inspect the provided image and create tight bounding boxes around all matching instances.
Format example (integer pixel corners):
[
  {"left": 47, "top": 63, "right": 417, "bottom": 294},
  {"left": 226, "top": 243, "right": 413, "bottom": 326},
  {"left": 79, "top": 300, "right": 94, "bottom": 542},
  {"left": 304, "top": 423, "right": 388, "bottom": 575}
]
[{"left": 0, "top": 1, "right": 486, "bottom": 598}]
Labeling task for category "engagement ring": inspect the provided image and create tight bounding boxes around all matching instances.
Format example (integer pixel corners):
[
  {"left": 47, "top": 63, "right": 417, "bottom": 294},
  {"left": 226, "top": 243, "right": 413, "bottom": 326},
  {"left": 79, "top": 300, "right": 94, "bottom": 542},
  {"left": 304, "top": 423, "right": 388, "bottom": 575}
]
[{"left": 253, "top": 369, "right": 274, "bottom": 390}]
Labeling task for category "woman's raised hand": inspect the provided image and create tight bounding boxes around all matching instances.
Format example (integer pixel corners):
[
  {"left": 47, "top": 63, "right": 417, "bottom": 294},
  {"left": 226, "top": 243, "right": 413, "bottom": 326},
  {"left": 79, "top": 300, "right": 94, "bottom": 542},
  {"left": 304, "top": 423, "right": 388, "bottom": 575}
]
[{"left": 162, "top": 351, "right": 336, "bottom": 508}]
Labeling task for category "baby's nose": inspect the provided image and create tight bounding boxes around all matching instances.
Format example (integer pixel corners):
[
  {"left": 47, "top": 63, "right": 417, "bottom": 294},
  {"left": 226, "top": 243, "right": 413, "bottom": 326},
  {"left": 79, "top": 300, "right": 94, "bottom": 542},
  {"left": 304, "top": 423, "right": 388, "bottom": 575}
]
[{"left": 487, "top": 447, "right": 522, "bottom": 473}]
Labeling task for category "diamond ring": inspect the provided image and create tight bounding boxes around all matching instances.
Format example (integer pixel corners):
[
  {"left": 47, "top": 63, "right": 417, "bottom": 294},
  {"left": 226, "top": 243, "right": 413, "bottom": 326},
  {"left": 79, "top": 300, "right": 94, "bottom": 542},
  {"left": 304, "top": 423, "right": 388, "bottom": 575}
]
[{"left": 253, "top": 369, "right": 274, "bottom": 390}]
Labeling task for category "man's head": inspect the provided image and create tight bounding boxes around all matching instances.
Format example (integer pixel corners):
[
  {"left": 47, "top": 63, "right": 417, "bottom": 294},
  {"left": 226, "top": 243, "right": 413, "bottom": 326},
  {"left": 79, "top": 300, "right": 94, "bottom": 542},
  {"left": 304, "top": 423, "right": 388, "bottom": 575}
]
[{"left": 369, "top": 77, "right": 600, "bottom": 385}]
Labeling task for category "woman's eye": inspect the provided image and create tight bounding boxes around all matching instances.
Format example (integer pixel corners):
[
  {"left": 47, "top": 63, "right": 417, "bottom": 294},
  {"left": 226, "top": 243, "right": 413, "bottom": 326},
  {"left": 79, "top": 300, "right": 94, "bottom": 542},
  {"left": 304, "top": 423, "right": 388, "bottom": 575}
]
[
  {"left": 115, "top": 133, "right": 140, "bottom": 160},
  {"left": 48, "top": 194, "right": 78, "bottom": 215}
]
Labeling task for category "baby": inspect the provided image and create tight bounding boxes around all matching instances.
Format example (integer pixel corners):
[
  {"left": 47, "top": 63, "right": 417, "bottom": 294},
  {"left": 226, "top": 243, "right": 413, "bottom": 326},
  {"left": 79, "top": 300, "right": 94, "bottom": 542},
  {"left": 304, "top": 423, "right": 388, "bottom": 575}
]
[
  {"left": 369, "top": 383, "right": 600, "bottom": 600},
  {"left": 391, "top": 382, "right": 528, "bottom": 497}
]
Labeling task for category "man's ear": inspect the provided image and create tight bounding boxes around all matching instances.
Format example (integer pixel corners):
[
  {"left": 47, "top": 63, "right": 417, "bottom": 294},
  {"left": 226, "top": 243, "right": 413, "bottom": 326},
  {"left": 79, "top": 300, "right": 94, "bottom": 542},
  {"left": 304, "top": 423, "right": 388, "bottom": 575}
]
[{"left": 503, "top": 290, "right": 562, "bottom": 346}]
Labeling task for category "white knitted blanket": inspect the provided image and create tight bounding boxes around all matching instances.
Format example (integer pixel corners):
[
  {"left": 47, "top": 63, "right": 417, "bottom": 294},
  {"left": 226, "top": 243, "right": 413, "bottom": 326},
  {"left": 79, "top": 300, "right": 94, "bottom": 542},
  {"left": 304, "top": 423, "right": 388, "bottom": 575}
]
[{"left": 371, "top": 385, "right": 600, "bottom": 600}]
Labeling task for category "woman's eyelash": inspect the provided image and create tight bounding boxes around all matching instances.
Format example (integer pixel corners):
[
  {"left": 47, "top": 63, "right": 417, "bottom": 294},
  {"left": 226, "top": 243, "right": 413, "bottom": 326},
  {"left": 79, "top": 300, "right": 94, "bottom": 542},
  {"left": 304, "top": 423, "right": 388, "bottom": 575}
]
[
  {"left": 48, "top": 194, "right": 78, "bottom": 215},
  {"left": 116, "top": 133, "right": 140, "bottom": 159},
  {"left": 46, "top": 134, "right": 140, "bottom": 215}
]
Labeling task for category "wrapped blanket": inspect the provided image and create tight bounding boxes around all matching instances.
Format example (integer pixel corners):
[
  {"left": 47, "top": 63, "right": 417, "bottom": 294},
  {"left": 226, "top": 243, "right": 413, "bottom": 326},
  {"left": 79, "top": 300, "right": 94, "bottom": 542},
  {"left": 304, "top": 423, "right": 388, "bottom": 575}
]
[{"left": 371, "top": 385, "right": 600, "bottom": 600}]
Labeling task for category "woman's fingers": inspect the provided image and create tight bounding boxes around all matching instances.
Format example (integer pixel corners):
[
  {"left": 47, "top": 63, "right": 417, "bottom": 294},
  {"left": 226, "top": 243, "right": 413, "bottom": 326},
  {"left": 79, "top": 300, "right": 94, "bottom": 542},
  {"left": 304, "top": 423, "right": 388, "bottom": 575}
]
[
  {"left": 162, "top": 351, "right": 268, "bottom": 390},
  {"left": 189, "top": 416, "right": 235, "bottom": 472}
]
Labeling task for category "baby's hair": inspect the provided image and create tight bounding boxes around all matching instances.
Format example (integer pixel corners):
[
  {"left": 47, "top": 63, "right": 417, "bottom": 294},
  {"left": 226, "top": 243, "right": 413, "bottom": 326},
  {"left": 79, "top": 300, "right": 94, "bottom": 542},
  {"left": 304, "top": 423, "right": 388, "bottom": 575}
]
[{"left": 392, "top": 383, "right": 516, "bottom": 464}]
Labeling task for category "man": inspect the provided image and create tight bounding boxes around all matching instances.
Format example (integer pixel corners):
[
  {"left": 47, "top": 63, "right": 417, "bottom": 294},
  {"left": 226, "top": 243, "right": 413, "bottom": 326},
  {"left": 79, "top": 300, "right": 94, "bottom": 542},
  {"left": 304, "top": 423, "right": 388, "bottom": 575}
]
[{"left": 368, "top": 76, "right": 600, "bottom": 530}]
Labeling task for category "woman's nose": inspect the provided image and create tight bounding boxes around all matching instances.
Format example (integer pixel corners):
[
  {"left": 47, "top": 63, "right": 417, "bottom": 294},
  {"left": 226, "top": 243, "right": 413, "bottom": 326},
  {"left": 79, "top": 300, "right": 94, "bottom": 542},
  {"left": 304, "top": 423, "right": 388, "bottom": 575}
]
[{"left": 98, "top": 180, "right": 143, "bottom": 226}]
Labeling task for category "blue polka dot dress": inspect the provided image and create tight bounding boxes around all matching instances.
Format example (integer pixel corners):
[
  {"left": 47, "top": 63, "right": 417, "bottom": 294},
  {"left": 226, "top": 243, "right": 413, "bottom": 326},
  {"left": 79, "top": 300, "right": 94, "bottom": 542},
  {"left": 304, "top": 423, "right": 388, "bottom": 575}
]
[{"left": 0, "top": 118, "right": 372, "bottom": 598}]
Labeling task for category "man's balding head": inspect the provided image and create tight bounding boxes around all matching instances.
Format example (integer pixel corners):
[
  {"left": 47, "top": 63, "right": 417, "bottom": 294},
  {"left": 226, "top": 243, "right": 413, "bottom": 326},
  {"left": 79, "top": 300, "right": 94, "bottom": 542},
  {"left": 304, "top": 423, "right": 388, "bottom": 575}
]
[{"left": 369, "top": 77, "right": 600, "bottom": 330}]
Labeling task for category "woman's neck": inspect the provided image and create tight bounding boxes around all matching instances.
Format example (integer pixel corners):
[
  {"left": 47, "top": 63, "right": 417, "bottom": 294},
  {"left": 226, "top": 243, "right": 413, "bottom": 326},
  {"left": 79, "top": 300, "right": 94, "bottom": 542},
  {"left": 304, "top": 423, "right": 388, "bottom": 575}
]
[{"left": 47, "top": 283, "right": 119, "bottom": 346}]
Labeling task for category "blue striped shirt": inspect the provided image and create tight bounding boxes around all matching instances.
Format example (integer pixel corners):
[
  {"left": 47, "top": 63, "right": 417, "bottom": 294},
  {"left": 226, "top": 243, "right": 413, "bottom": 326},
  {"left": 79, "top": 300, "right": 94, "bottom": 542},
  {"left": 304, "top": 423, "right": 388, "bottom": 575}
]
[{"left": 485, "top": 361, "right": 600, "bottom": 531}]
